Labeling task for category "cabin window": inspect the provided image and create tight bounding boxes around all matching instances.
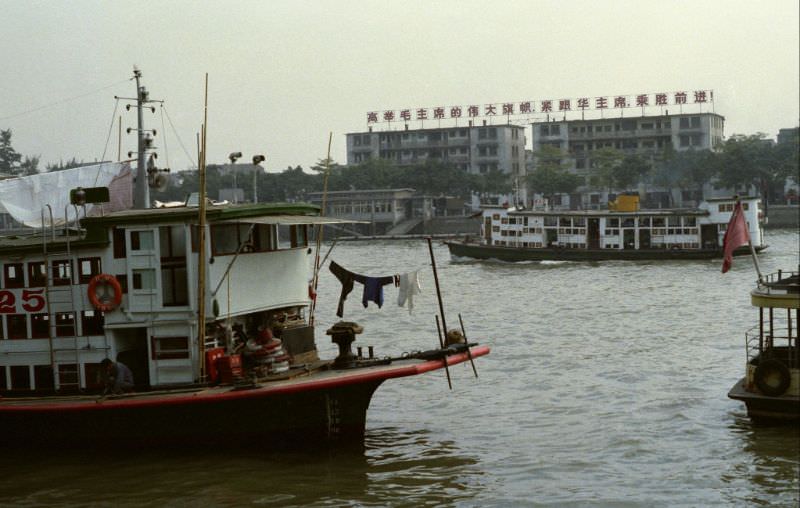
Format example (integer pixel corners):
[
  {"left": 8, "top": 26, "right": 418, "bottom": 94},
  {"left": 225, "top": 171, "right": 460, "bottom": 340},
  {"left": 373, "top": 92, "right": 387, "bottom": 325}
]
[
  {"left": 160, "top": 226, "right": 189, "bottom": 307},
  {"left": 559, "top": 218, "right": 571, "bottom": 227},
  {"left": 290, "top": 225, "right": 308, "bottom": 248},
  {"left": 113, "top": 228, "right": 127, "bottom": 258},
  {"left": 652, "top": 218, "right": 666, "bottom": 227},
  {"left": 81, "top": 310, "right": 104, "bottom": 336},
  {"left": 639, "top": 217, "right": 651, "bottom": 227},
  {"left": 544, "top": 217, "right": 558, "bottom": 227},
  {"left": 59, "top": 364, "right": 78, "bottom": 389},
  {"left": 3, "top": 263, "right": 24, "bottom": 289},
  {"left": 606, "top": 218, "right": 620, "bottom": 227},
  {"left": 116, "top": 274, "right": 128, "bottom": 294},
  {"left": 0, "top": 366, "right": 5, "bottom": 390},
  {"left": 210, "top": 224, "right": 253, "bottom": 255},
  {"left": 132, "top": 269, "right": 156, "bottom": 291},
  {"left": 130, "top": 230, "right": 155, "bottom": 251},
  {"left": 78, "top": 258, "right": 101, "bottom": 284},
  {"left": 151, "top": 336, "right": 190, "bottom": 360},
  {"left": 31, "top": 313, "right": 49, "bottom": 339},
  {"left": 668, "top": 217, "right": 681, "bottom": 227},
  {"left": 0, "top": 317, "right": 4, "bottom": 339},
  {"left": 33, "top": 365, "right": 54, "bottom": 391},
  {"left": 684, "top": 217, "right": 696, "bottom": 227},
  {"left": 10, "top": 366, "right": 31, "bottom": 390},
  {"left": 574, "top": 218, "right": 586, "bottom": 227},
  {"left": 8, "top": 314, "right": 27, "bottom": 339},
  {"left": 622, "top": 218, "right": 635, "bottom": 228},
  {"left": 27, "top": 262, "right": 46, "bottom": 287},
  {"left": 83, "top": 363, "right": 104, "bottom": 391},
  {"left": 56, "top": 312, "right": 75, "bottom": 337},
  {"left": 51, "top": 260, "right": 72, "bottom": 286}
]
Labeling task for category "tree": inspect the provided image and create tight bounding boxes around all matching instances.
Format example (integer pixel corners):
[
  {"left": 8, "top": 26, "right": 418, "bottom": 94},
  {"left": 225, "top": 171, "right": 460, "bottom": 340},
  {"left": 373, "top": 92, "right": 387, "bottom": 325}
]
[
  {"left": 46, "top": 158, "right": 84, "bottom": 172},
  {"left": 18, "top": 156, "right": 39, "bottom": 176},
  {"left": 527, "top": 145, "right": 582, "bottom": 202},
  {"left": 715, "top": 133, "right": 798, "bottom": 203},
  {"left": 0, "top": 129, "right": 22, "bottom": 175},
  {"left": 589, "top": 147, "right": 623, "bottom": 192},
  {"left": 614, "top": 154, "right": 650, "bottom": 191}
]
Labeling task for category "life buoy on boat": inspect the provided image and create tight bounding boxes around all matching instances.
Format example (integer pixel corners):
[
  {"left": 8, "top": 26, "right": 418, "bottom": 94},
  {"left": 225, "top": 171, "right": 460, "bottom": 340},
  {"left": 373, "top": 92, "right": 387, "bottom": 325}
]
[
  {"left": 754, "top": 358, "right": 791, "bottom": 397},
  {"left": 87, "top": 274, "right": 123, "bottom": 312}
]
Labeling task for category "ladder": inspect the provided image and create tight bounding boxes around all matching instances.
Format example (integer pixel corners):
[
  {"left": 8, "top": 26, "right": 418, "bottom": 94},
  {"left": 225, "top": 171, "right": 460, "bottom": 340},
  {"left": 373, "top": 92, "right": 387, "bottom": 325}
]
[{"left": 42, "top": 204, "right": 83, "bottom": 393}]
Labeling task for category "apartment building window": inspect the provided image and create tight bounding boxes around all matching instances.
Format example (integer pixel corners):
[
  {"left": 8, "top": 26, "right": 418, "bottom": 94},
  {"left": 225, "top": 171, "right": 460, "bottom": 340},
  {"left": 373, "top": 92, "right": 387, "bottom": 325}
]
[
  {"left": 550, "top": 125, "right": 560, "bottom": 136},
  {"left": 641, "top": 123, "right": 653, "bottom": 130},
  {"left": 680, "top": 117, "right": 690, "bottom": 129},
  {"left": 691, "top": 117, "right": 700, "bottom": 128},
  {"left": 353, "top": 136, "right": 361, "bottom": 146},
  {"left": 540, "top": 125, "right": 549, "bottom": 136},
  {"left": 362, "top": 134, "right": 371, "bottom": 145}
]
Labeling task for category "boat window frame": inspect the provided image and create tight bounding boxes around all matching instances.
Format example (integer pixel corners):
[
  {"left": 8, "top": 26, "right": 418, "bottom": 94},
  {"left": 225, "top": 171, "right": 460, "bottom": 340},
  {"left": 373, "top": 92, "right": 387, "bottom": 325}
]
[
  {"left": 7, "top": 313, "right": 28, "bottom": 339},
  {"left": 3, "top": 263, "right": 25, "bottom": 289},
  {"left": 27, "top": 261, "right": 47, "bottom": 288},
  {"left": 78, "top": 257, "right": 102, "bottom": 284},
  {"left": 151, "top": 336, "right": 191, "bottom": 360}
]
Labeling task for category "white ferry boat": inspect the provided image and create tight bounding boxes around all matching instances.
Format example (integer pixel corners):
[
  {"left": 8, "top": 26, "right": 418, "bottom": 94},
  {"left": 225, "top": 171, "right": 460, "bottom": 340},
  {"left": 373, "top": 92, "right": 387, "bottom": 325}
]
[
  {"left": 728, "top": 269, "right": 799, "bottom": 422},
  {"left": 0, "top": 70, "right": 488, "bottom": 448},
  {"left": 446, "top": 195, "right": 766, "bottom": 262}
]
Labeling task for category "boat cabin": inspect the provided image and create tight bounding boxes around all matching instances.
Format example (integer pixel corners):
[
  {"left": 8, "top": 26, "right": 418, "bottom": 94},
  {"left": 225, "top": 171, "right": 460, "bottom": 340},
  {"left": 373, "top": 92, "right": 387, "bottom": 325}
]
[
  {"left": 480, "top": 196, "right": 763, "bottom": 251},
  {"left": 0, "top": 201, "right": 327, "bottom": 395}
]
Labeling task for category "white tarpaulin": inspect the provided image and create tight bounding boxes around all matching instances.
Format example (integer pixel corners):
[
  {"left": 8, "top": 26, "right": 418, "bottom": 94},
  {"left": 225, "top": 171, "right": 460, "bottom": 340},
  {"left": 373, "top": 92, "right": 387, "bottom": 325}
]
[{"left": 0, "top": 162, "right": 132, "bottom": 228}]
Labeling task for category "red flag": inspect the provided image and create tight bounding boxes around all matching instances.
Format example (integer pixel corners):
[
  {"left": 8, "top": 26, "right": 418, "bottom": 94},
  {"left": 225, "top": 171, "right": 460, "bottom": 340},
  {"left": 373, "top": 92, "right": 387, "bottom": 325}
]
[{"left": 721, "top": 201, "right": 750, "bottom": 273}]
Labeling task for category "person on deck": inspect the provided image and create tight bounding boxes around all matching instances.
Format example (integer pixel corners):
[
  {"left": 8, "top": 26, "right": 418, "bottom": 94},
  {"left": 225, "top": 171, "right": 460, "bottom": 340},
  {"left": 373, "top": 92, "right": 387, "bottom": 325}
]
[{"left": 99, "top": 358, "right": 135, "bottom": 395}]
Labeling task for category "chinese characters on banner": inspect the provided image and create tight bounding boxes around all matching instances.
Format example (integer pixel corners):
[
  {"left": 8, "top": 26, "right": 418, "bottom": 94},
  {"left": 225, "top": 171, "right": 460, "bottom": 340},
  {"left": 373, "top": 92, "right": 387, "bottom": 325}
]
[{"left": 366, "top": 90, "right": 713, "bottom": 124}]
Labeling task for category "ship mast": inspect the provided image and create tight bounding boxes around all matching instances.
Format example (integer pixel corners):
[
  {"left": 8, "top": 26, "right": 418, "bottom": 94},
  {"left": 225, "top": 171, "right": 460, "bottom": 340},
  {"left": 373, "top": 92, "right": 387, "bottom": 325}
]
[{"left": 132, "top": 68, "right": 150, "bottom": 209}]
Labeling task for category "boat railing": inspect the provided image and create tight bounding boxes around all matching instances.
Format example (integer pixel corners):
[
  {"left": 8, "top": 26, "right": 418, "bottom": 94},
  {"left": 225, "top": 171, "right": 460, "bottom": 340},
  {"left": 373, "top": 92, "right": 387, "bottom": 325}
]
[
  {"left": 745, "top": 325, "right": 799, "bottom": 369},
  {"left": 756, "top": 269, "right": 800, "bottom": 295}
]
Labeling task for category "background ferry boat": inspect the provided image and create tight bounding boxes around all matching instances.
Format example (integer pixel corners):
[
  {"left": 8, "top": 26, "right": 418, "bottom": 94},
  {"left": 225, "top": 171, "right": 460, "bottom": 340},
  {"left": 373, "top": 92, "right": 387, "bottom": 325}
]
[
  {"left": 446, "top": 195, "right": 766, "bottom": 262},
  {"left": 0, "top": 70, "right": 488, "bottom": 449},
  {"left": 728, "top": 269, "right": 800, "bottom": 422}
]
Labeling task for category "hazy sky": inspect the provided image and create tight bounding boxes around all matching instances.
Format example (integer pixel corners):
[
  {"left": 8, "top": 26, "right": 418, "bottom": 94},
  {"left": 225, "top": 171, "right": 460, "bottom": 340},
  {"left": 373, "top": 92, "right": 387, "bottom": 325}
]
[{"left": 1, "top": 0, "right": 798, "bottom": 173}]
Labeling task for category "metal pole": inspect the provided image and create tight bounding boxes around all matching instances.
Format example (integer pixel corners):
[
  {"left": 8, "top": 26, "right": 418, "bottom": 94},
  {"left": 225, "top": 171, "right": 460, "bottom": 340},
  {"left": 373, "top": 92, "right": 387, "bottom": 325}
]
[
  {"left": 458, "top": 313, "right": 478, "bottom": 378},
  {"left": 133, "top": 68, "right": 150, "bottom": 209},
  {"left": 197, "top": 73, "right": 209, "bottom": 380},
  {"left": 435, "top": 315, "right": 452, "bottom": 390},
  {"left": 426, "top": 237, "right": 448, "bottom": 334}
]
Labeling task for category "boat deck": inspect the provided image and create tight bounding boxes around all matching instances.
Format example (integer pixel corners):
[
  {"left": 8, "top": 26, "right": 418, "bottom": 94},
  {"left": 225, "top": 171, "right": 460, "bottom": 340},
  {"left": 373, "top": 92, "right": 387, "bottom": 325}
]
[{"left": 0, "top": 346, "right": 489, "bottom": 411}]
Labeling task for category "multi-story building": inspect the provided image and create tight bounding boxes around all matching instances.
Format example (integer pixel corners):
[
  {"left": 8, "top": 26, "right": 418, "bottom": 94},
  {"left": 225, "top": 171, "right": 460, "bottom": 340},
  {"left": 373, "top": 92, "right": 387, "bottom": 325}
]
[
  {"left": 346, "top": 124, "right": 526, "bottom": 177},
  {"left": 531, "top": 112, "right": 725, "bottom": 174},
  {"left": 528, "top": 112, "right": 725, "bottom": 208}
]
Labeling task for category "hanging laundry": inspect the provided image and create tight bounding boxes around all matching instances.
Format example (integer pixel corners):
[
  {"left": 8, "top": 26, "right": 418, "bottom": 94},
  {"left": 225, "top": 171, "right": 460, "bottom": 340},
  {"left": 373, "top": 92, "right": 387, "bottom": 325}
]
[
  {"left": 330, "top": 261, "right": 396, "bottom": 317},
  {"left": 397, "top": 271, "right": 422, "bottom": 314},
  {"left": 329, "top": 260, "right": 366, "bottom": 318},
  {"left": 362, "top": 275, "right": 397, "bottom": 309}
]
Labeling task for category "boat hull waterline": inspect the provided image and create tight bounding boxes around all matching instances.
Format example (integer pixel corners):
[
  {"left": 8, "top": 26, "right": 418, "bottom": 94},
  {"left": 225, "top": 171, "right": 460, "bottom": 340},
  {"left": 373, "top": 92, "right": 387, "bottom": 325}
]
[
  {"left": 0, "top": 346, "right": 489, "bottom": 448},
  {"left": 446, "top": 241, "right": 759, "bottom": 262}
]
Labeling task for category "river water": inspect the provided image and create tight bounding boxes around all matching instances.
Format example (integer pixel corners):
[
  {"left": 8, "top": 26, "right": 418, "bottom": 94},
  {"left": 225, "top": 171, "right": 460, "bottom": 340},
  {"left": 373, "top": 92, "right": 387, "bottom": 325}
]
[{"left": 0, "top": 230, "right": 797, "bottom": 507}]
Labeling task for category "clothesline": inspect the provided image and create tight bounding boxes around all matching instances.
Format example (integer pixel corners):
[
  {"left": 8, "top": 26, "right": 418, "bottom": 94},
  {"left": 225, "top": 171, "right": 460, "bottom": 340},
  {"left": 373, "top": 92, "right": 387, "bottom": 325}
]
[{"left": 329, "top": 260, "right": 422, "bottom": 318}]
